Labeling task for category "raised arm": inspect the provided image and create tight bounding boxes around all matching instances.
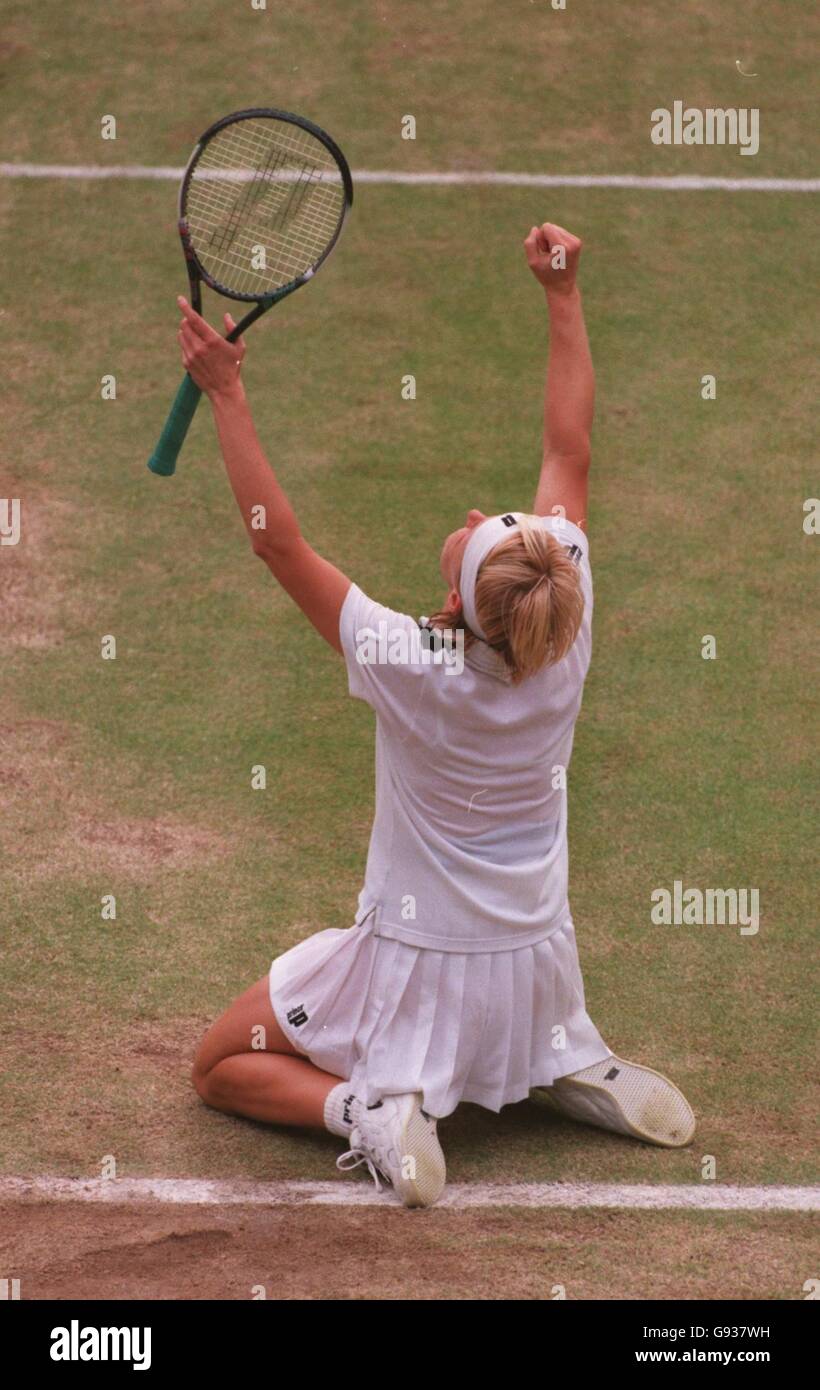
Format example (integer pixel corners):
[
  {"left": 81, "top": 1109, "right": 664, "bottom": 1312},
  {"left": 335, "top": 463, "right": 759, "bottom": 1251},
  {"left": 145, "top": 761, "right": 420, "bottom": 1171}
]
[
  {"left": 176, "top": 297, "right": 351, "bottom": 652},
  {"left": 523, "top": 223, "right": 594, "bottom": 529}
]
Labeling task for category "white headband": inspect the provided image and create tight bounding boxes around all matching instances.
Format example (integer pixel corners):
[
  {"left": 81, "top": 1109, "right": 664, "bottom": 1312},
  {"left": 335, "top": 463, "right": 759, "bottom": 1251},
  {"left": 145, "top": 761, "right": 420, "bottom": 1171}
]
[
  {"left": 459, "top": 512, "right": 581, "bottom": 640},
  {"left": 459, "top": 512, "right": 525, "bottom": 639}
]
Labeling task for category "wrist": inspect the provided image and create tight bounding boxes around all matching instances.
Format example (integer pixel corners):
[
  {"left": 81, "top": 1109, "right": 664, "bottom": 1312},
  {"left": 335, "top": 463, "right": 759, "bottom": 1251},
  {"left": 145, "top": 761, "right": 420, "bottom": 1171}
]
[
  {"left": 208, "top": 378, "right": 246, "bottom": 410},
  {"left": 544, "top": 283, "right": 580, "bottom": 306}
]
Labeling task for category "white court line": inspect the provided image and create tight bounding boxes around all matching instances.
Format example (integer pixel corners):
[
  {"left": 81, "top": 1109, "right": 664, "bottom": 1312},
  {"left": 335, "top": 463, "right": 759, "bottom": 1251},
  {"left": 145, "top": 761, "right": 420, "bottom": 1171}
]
[
  {"left": 0, "top": 1177, "right": 817, "bottom": 1210},
  {"left": 0, "top": 163, "right": 818, "bottom": 192}
]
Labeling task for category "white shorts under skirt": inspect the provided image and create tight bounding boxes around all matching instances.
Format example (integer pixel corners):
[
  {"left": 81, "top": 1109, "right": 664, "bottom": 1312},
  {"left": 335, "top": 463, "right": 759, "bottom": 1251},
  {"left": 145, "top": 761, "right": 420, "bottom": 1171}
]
[{"left": 268, "top": 916, "right": 611, "bottom": 1119}]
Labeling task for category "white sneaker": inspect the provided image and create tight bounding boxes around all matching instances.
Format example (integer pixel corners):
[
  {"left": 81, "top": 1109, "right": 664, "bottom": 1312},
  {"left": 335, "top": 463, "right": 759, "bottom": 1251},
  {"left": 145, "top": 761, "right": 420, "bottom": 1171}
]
[
  {"left": 336, "top": 1092, "right": 446, "bottom": 1207},
  {"left": 531, "top": 1055, "right": 696, "bottom": 1148}
]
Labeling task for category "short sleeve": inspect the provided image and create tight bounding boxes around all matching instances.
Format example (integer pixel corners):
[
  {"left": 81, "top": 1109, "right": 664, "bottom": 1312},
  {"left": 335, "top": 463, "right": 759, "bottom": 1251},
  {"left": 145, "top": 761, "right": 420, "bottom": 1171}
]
[
  {"left": 541, "top": 515, "right": 589, "bottom": 566},
  {"left": 542, "top": 515, "right": 592, "bottom": 604},
  {"left": 339, "top": 583, "right": 433, "bottom": 725}
]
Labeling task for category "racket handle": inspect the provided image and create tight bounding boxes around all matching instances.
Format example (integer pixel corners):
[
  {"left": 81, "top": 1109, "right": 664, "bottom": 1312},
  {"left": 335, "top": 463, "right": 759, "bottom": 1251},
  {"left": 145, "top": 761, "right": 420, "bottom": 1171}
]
[{"left": 147, "top": 373, "right": 203, "bottom": 476}]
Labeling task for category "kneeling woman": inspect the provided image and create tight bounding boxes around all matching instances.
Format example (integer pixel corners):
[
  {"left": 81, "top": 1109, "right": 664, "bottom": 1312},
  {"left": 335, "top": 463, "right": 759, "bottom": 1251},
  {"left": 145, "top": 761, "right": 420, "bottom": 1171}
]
[{"left": 185, "top": 222, "right": 695, "bottom": 1208}]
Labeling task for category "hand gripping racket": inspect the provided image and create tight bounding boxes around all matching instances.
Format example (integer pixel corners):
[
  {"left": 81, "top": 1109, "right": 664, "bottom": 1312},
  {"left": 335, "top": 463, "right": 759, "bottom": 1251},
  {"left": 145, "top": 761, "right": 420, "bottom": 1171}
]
[{"left": 148, "top": 108, "right": 353, "bottom": 476}]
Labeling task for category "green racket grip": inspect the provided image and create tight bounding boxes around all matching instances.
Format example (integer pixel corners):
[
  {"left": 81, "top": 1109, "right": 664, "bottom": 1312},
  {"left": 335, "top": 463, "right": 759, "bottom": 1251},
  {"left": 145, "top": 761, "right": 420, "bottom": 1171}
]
[{"left": 147, "top": 373, "right": 203, "bottom": 476}]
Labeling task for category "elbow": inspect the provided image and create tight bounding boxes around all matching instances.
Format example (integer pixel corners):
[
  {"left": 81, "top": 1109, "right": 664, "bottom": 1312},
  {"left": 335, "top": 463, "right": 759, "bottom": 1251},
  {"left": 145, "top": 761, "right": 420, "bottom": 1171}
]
[
  {"left": 251, "top": 530, "right": 301, "bottom": 569},
  {"left": 544, "top": 446, "right": 591, "bottom": 474},
  {"left": 567, "top": 445, "right": 591, "bottom": 472}
]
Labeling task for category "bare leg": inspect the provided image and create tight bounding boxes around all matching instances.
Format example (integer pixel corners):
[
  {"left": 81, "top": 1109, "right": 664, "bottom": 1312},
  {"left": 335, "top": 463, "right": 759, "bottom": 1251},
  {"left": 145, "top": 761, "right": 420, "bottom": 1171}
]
[{"left": 192, "top": 976, "right": 342, "bottom": 1128}]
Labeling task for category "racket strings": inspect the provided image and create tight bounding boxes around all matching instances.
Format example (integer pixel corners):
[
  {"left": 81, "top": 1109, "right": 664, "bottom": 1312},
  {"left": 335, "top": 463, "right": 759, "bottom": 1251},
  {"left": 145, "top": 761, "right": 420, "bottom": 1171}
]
[
  {"left": 185, "top": 117, "right": 346, "bottom": 295},
  {"left": 193, "top": 133, "right": 341, "bottom": 238}
]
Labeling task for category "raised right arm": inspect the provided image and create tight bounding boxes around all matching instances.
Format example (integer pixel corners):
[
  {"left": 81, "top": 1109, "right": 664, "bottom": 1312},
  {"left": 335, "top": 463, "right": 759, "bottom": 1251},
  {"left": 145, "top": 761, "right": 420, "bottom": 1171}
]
[{"left": 523, "top": 223, "right": 594, "bottom": 530}]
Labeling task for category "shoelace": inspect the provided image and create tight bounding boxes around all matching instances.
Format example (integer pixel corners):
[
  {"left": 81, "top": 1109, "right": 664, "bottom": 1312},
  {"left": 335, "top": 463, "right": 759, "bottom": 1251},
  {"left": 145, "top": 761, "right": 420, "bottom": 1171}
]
[{"left": 336, "top": 1147, "right": 386, "bottom": 1193}]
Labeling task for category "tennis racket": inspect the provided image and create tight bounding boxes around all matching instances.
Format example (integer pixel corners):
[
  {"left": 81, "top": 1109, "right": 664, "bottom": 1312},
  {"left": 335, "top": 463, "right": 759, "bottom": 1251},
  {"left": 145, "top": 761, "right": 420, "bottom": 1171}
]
[{"left": 148, "top": 107, "right": 353, "bottom": 476}]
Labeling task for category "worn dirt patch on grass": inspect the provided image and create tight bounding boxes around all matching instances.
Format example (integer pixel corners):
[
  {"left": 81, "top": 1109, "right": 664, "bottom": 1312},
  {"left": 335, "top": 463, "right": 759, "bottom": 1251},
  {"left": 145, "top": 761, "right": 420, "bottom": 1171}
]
[
  {"left": 1, "top": 1202, "right": 813, "bottom": 1300},
  {"left": 0, "top": 493, "right": 78, "bottom": 650},
  {"left": 1, "top": 714, "right": 234, "bottom": 883},
  {"left": 73, "top": 815, "right": 227, "bottom": 873}
]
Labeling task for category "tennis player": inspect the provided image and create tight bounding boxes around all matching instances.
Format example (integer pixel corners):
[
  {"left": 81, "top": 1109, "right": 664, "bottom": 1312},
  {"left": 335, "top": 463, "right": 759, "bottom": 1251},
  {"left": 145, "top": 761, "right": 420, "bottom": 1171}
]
[{"left": 186, "top": 223, "right": 695, "bottom": 1207}]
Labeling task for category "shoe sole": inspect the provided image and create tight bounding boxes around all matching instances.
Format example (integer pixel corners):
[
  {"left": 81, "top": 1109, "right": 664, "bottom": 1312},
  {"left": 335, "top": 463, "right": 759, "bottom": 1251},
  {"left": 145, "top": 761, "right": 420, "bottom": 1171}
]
[
  {"left": 395, "top": 1098, "right": 447, "bottom": 1208},
  {"left": 532, "top": 1056, "right": 696, "bottom": 1148}
]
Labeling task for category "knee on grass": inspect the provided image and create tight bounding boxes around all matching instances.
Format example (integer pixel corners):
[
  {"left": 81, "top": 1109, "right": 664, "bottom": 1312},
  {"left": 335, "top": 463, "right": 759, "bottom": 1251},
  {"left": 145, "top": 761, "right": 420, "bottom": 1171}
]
[{"left": 191, "top": 1056, "right": 230, "bottom": 1112}]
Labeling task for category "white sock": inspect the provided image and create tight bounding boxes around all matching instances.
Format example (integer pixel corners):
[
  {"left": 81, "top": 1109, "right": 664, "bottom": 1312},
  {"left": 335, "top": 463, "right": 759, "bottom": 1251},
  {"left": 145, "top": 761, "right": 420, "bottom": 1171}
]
[{"left": 324, "top": 1082, "right": 361, "bottom": 1138}]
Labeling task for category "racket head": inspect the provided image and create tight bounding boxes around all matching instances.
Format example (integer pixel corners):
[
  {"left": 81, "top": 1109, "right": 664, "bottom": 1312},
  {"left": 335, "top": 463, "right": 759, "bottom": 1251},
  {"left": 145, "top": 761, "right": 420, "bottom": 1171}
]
[{"left": 178, "top": 108, "right": 353, "bottom": 304}]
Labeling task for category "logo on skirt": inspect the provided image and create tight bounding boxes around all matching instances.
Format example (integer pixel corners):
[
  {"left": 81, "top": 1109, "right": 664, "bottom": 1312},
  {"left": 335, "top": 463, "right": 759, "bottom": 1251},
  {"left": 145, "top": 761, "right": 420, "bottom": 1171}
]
[{"left": 287, "top": 1004, "right": 309, "bottom": 1027}]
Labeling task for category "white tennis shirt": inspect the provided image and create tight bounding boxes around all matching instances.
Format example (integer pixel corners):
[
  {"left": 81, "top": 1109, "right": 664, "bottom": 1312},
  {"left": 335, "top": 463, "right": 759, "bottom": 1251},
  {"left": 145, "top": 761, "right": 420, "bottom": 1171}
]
[{"left": 339, "top": 517, "right": 592, "bottom": 953}]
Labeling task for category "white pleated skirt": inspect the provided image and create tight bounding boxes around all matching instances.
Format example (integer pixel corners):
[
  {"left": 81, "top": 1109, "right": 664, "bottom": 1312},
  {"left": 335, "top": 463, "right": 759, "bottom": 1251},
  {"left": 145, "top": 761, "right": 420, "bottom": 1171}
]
[{"left": 268, "top": 916, "right": 611, "bottom": 1119}]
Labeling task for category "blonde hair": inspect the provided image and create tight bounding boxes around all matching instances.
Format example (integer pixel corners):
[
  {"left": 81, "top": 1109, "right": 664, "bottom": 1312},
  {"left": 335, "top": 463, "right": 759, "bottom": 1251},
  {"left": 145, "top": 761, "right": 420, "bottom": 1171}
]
[{"left": 433, "top": 516, "right": 585, "bottom": 684}]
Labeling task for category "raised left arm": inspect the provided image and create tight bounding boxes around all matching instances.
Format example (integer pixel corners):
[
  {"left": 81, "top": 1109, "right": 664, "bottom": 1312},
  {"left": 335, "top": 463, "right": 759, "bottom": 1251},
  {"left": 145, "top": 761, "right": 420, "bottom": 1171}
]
[{"left": 177, "top": 297, "right": 351, "bottom": 653}]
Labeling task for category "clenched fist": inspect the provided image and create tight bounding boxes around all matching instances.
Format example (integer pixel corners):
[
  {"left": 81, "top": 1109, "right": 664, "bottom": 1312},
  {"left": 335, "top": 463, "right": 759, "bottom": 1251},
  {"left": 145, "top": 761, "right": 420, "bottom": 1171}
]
[{"left": 524, "top": 222, "right": 582, "bottom": 295}]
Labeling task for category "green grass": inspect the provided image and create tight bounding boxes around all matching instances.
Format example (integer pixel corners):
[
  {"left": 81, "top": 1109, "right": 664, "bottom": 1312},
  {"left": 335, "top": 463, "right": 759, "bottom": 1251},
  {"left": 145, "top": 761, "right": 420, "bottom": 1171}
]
[
  {"left": 0, "top": 0, "right": 816, "bottom": 1204},
  {"left": 2, "top": 0, "right": 819, "bottom": 176}
]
